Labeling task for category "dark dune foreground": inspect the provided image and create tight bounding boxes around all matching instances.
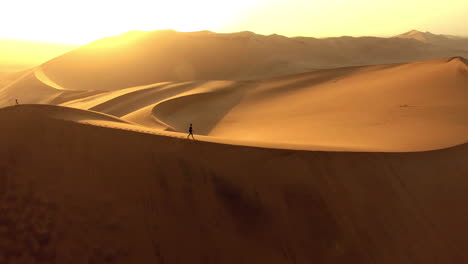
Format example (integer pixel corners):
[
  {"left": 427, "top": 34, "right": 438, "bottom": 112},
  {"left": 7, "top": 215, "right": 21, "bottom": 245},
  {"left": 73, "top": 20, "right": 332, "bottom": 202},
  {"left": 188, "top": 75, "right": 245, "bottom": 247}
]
[{"left": 1, "top": 105, "right": 468, "bottom": 263}]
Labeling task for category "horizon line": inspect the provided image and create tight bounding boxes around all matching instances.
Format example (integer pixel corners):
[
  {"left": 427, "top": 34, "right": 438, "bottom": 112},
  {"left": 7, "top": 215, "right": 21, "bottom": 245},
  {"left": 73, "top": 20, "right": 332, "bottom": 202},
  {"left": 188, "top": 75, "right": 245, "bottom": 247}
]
[{"left": 1, "top": 28, "right": 466, "bottom": 46}]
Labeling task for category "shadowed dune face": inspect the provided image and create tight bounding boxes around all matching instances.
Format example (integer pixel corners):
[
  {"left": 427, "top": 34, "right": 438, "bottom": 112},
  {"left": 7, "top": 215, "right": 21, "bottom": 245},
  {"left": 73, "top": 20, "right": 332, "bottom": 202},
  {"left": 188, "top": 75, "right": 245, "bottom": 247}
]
[
  {"left": 88, "top": 82, "right": 197, "bottom": 117},
  {"left": 36, "top": 30, "right": 468, "bottom": 91},
  {"left": 1, "top": 107, "right": 468, "bottom": 263},
  {"left": 152, "top": 81, "right": 251, "bottom": 134}
]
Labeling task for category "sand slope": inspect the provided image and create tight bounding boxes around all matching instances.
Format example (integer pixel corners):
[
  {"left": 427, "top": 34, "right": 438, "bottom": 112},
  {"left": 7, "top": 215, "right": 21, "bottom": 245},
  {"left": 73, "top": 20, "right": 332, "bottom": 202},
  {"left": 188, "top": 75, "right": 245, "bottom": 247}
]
[{"left": 1, "top": 104, "right": 468, "bottom": 263}]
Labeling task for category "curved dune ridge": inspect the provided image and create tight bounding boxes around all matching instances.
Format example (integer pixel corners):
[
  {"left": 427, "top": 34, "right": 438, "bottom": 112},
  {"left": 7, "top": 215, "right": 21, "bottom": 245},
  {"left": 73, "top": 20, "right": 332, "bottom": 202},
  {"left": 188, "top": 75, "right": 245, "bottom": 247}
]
[
  {"left": 1, "top": 57, "right": 467, "bottom": 152},
  {"left": 1, "top": 105, "right": 468, "bottom": 263}
]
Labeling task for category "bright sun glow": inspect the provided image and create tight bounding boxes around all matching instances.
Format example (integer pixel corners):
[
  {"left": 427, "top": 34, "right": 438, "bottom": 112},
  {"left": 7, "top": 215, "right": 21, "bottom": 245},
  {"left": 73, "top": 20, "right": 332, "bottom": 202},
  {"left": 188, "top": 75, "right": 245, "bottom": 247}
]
[
  {"left": 0, "top": 0, "right": 262, "bottom": 44},
  {"left": 0, "top": 0, "right": 467, "bottom": 44}
]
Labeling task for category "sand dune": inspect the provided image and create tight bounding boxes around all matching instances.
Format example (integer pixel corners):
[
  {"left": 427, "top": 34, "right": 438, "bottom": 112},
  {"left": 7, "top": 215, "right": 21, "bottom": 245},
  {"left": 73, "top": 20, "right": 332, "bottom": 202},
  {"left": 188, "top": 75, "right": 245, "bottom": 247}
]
[
  {"left": 0, "top": 69, "right": 62, "bottom": 106},
  {"left": 151, "top": 81, "right": 251, "bottom": 134},
  {"left": 148, "top": 57, "right": 467, "bottom": 151},
  {"left": 1, "top": 104, "right": 468, "bottom": 263},
  {"left": 34, "top": 68, "right": 67, "bottom": 90},
  {"left": 2, "top": 28, "right": 468, "bottom": 264},
  {"left": 89, "top": 82, "right": 197, "bottom": 117},
  {"left": 61, "top": 83, "right": 169, "bottom": 110},
  {"left": 32, "top": 30, "right": 468, "bottom": 91},
  {"left": 2, "top": 57, "right": 467, "bottom": 152},
  {"left": 207, "top": 57, "right": 468, "bottom": 151},
  {"left": 121, "top": 104, "right": 169, "bottom": 129}
]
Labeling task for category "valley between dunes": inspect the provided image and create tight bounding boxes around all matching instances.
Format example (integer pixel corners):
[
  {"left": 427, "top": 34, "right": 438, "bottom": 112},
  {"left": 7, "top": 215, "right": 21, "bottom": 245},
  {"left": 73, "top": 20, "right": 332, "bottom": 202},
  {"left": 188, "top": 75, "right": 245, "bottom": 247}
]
[{"left": 0, "top": 53, "right": 467, "bottom": 263}]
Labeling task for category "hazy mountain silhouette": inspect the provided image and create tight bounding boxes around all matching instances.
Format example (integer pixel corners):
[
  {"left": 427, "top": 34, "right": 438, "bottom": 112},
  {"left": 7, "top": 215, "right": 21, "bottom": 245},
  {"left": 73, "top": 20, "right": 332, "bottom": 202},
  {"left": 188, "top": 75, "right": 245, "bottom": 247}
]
[{"left": 395, "top": 29, "right": 468, "bottom": 50}]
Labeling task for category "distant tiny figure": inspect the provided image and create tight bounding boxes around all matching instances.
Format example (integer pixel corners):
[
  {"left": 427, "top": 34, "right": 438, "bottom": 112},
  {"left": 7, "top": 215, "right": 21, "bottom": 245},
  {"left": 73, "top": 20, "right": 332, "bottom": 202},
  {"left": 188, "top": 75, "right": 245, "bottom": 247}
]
[
  {"left": 15, "top": 99, "right": 18, "bottom": 105},
  {"left": 187, "top": 123, "right": 195, "bottom": 140}
]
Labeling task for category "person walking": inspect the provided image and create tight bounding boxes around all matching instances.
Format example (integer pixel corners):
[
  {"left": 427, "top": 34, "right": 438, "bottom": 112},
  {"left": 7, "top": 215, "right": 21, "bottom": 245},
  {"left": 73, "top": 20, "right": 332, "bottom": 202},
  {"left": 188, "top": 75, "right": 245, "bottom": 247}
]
[
  {"left": 15, "top": 99, "right": 19, "bottom": 105},
  {"left": 187, "top": 123, "right": 195, "bottom": 140}
]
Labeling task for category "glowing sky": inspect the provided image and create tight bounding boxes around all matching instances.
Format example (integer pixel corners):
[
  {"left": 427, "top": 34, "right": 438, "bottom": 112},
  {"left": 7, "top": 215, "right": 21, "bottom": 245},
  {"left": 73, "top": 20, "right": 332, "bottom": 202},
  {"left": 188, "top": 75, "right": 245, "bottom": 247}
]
[{"left": 0, "top": 0, "right": 467, "bottom": 44}]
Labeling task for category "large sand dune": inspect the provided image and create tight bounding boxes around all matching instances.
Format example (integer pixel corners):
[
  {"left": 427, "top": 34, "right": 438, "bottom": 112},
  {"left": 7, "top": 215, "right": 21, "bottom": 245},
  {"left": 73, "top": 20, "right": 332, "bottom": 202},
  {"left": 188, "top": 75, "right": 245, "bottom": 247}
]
[
  {"left": 1, "top": 104, "right": 468, "bottom": 263},
  {"left": 206, "top": 57, "right": 468, "bottom": 151},
  {"left": 32, "top": 30, "right": 468, "bottom": 91},
  {"left": 2, "top": 57, "right": 467, "bottom": 151}
]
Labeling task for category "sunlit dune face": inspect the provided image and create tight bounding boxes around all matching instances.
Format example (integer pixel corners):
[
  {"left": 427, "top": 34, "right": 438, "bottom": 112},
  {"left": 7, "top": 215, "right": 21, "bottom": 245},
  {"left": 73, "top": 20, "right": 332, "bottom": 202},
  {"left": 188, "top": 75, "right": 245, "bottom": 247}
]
[{"left": 0, "top": 0, "right": 261, "bottom": 44}]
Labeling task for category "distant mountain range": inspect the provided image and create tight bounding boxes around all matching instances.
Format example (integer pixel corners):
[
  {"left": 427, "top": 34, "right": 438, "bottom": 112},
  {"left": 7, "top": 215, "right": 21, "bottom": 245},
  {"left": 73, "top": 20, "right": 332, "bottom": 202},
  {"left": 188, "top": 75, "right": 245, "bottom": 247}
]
[{"left": 395, "top": 30, "right": 468, "bottom": 50}]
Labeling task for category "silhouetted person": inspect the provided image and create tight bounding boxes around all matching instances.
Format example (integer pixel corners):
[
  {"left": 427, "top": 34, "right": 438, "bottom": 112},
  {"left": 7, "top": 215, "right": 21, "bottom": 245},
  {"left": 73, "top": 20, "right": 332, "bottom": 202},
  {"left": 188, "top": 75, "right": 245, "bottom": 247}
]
[
  {"left": 187, "top": 123, "right": 195, "bottom": 139},
  {"left": 15, "top": 99, "right": 18, "bottom": 105}
]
